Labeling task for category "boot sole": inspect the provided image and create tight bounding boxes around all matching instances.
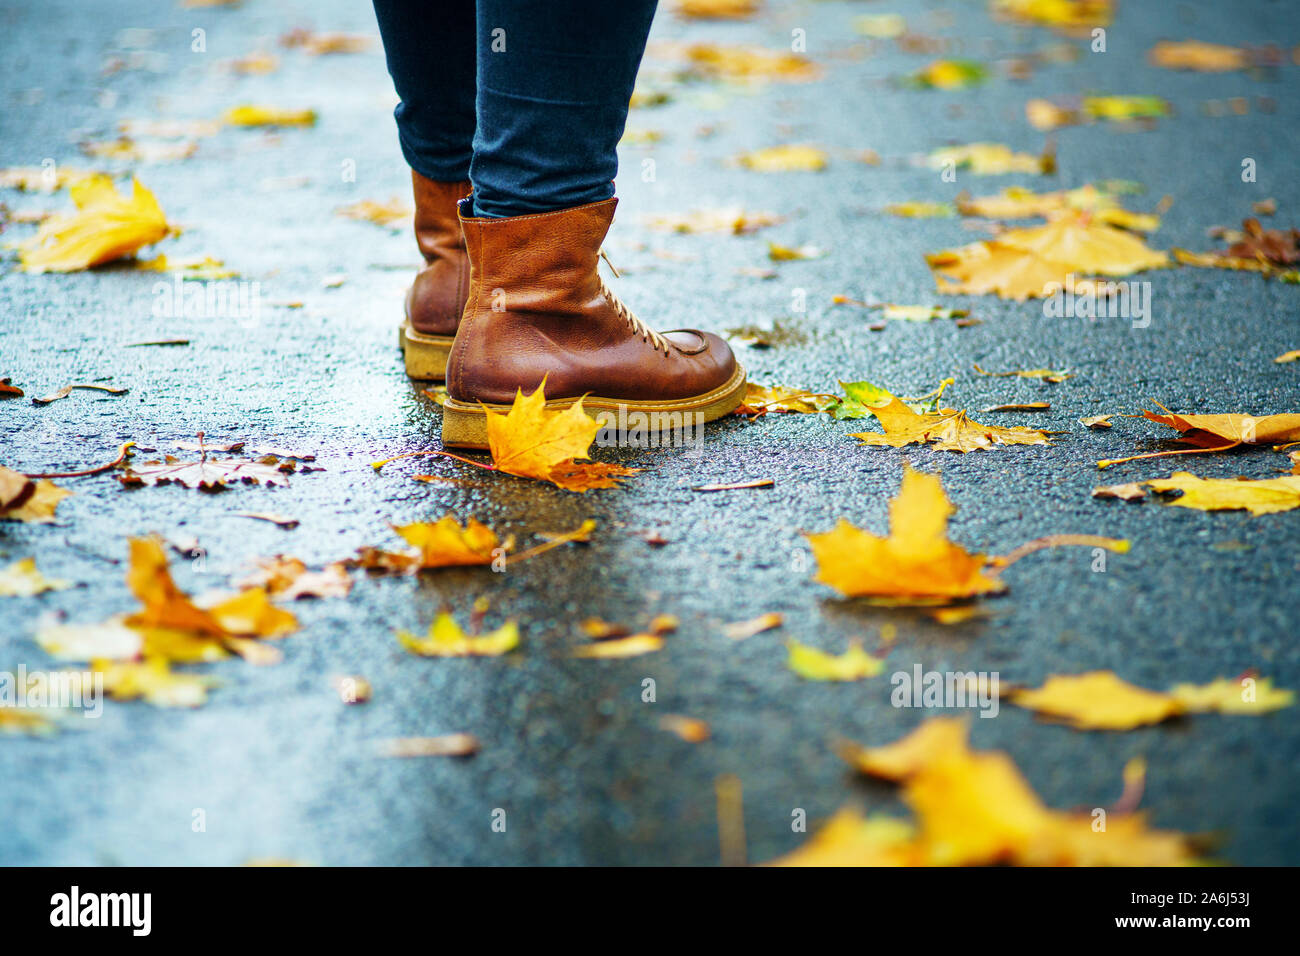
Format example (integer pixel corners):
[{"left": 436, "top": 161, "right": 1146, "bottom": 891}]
[
  {"left": 398, "top": 319, "right": 455, "bottom": 380},
  {"left": 441, "top": 364, "right": 748, "bottom": 450}
]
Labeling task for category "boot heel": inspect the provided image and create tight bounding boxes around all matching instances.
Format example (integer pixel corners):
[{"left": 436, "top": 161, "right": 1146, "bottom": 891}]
[
  {"left": 440, "top": 400, "right": 491, "bottom": 449},
  {"left": 400, "top": 320, "right": 454, "bottom": 380}
]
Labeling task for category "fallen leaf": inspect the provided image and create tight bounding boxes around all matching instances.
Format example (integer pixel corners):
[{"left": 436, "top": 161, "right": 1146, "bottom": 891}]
[
  {"left": 221, "top": 105, "right": 318, "bottom": 127},
  {"left": 957, "top": 184, "right": 1161, "bottom": 232},
  {"left": 723, "top": 612, "right": 783, "bottom": 640},
  {"left": 1080, "top": 414, "right": 1114, "bottom": 428},
  {"left": 847, "top": 382, "right": 1053, "bottom": 452},
  {"left": 1010, "top": 670, "right": 1294, "bottom": 729},
  {"left": 925, "top": 142, "right": 1053, "bottom": 176},
  {"left": 787, "top": 639, "right": 883, "bottom": 681},
  {"left": 1097, "top": 405, "right": 1300, "bottom": 468},
  {"left": 118, "top": 456, "right": 291, "bottom": 490},
  {"left": 673, "top": 0, "right": 757, "bottom": 19},
  {"left": 734, "top": 382, "right": 838, "bottom": 416},
  {"left": 814, "top": 717, "right": 1201, "bottom": 866},
  {"left": 231, "top": 511, "right": 299, "bottom": 529},
  {"left": 805, "top": 465, "right": 1006, "bottom": 603},
  {"left": 693, "top": 479, "right": 774, "bottom": 491},
  {"left": 643, "top": 206, "right": 782, "bottom": 235},
  {"left": 973, "top": 364, "right": 1071, "bottom": 383},
  {"left": 18, "top": 175, "right": 170, "bottom": 273},
  {"left": 1, "top": 378, "right": 23, "bottom": 398},
  {"left": 398, "top": 610, "right": 519, "bottom": 658},
  {"left": 1275, "top": 350, "right": 1300, "bottom": 364},
  {"left": 1092, "top": 482, "right": 1147, "bottom": 501},
  {"left": 1009, "top": 672, "right": 1184, "bottom": 730},
  {"left": 235, "top": 556, "right": 352, "bottom": 600},
  {"left": 81, "top": 137, "right": 197, "bottom": 163},
  {"left": 837, "top": 717, "right": 971, "bottom": 781},
  {"left": 991, "top": 0, "right": 1113, "bottom": 30},
  {"left": 927, "top": 213, "right": 1169, "bottom": 300},
  {"left": 572, "top": 634, "right": 665, "bottom": 658},
  {"left": 336, "top": 198, "right": 411, "bottom": 228},
  {"left": 767, "top": 242, "right": 824, "bottom": 261},
  {"left": 1143, "top": 472, "right": 1300, "bottom": 516},
  {"left": 679, "top": 43, "right": 821, "bottom": 83},
  {"left": 906, "top": 59, "right": 988, "bottom": 90},
  {"left": 0, "top": 165, "right": 103, "bottom": 191},
  {"left": 0, "top": 709, "right": 59, "bottom": 737},
  {"left": 36, "top": 616, "right": 143, "bottom": 661},
  {"left": 1083, "top": 95, "right": 1170, "bottom": 122},
  {"left": 1149, "top": 40, "right": 1250, "bottom": 72},
  {"left": 1170, "top": 676, "right": 1295, "bottom": 715},
  {"left": 855, "top": 13, "right": 907, "bottom": 38},
  {"left": 380, "top": 734, "right": 479, "bottom": 757},
  {"left": 135, "top": 254, "right": 235, "bottom": 279},
  {"left": 885, "top": 201, "right": 957, "bottom": 219},
  {"left": 659, "top": 714, "right": 712, "bottom": 742},
  {"left": 279, "top": 29, "right": 372, "bottom": 55},
  {"left": 736, "top": 144, "right": 827, "bottom": 172},
  {"left": 0, "top": 466, "right": 72, "bottom": 524},
  {"left": 94, "top": 657, "right": 217, "bottom": 707},
  {"left": 31, "top": 383, "right": 128, "bottom": 405},
  {"left": 0, "top": 558, "right": 72, "bottom": 597},
  {"left": 486, "top": 381, "right": 638, "bottom": 492}
]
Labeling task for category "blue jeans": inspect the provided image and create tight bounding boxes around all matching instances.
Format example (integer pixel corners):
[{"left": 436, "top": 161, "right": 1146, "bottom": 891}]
[{"left": 372, "top": 0, "right": 658, "bottom": 218}]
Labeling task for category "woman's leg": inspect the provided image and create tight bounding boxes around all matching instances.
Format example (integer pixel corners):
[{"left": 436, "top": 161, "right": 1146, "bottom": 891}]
[
  {"left": 373, "top": 0, "right": 477, "bottom": 381},
  {"left": 470, "top": 0, "right": 658, "bottom": 218},
  {"left": 372, "top": 0, "right": 476, "bottom": 183},
  {"left": 439, "top": 0, "right": 746, "bottom": 448}
]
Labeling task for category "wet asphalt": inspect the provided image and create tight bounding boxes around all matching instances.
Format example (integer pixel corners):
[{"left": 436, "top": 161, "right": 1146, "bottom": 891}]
[{"left": 1, "top": 0, "right": 1299, "bottom": 865}]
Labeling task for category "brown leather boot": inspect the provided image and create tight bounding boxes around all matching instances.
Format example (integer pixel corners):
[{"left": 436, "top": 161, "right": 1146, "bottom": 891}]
[
  {"left": 398, "top": 172, "right": 472, "bottom": 380},
  {"left": 441, "top": 197, "right": 746, "bottom": 449}
]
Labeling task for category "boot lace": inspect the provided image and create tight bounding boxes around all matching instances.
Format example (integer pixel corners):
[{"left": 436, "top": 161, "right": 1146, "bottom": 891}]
[{"left": 598, "top": 250, "right": 672, "bottom": 356}]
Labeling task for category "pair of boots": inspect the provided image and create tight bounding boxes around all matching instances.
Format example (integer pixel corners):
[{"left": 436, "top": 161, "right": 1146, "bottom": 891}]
[{"left": 397, "top": 172, "right": 746, "bottom": 449}]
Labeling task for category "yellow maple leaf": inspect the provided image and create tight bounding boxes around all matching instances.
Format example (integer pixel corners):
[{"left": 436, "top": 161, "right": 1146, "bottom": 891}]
[
  {"left": 206, "top": 587, "right": 299, "bottom": 638},
  {"left": 0, "top": 557, "right": 71, "bottom": 596},
  {"left": 992, "top": 0, "right": 1113, "bottom": 29},
  {"left": 848, "top": 382, "right": 1053, "bottom": 452},
  {"left": 1010, "top": 671, "right": 1294, "bottom": 729},
  {"left": 806, "top": 465, "right": 1005, "bottom": 602},
  {"left": 93, "top": 656, "right": 217, "bottom": 708},
  {"left": 571, "top": 634, "right": 665, "bottom": 658},
  {"left": 736, "top": 382, "right": 838, "bottom": 415},
  {"left": 818, "top": 718, "right": 1201, "bottom": 866},
  {"left": 786, "top": 639, "right": 883, "bottom": 681},
  {"left": 1144, "top": 472, "right": 1300, "bottom": 515},
  {"left": 336, "top": 198, "right": 411, "bottom": 228},
  {"left": 885, "top": 201, "right": 956, "bottom": 219},
  {"left": 767, "top": 809, "right": 920, "bottom": 866},
  {"left": 1170, "top": 676, "right": 1295, "bottom": 714},
  {"left": 925, "top": 142, "right": 1051, "bottom": 176},
  {"left": 18, "top": 175, "right": 170, "bottom": 273},
  {"left": 395, "top": 515, "right": 509, "bottom": 567},
  {"left": 486, "top": 381, "right": 637, "bottom": 492},
  {"left": 735, "top": 144, "right": 827, "bottom": 172},
  {"left": 681, "top": 43, "right": 821, "bottom": 82},
  {"left": 957, "top": 184, "right": 1160, "bottom": 232},
  {"left": 1009, "top": 671, "right": 1185, "bottom": 730},
  {"left": 398, "top": 611, "right": 520, "bottom": 657},
  {"left": 125, "top": 538, "right": 226, "bottom": 636},
  {"left": 838, "top": 717, "right": 971, "bottom": 781},
  {"left": 927, "top": 213, "right": 1169, "bottom": 300},
  {"left": 673, "top": 0, "right": 758, "bottom": 19}
]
